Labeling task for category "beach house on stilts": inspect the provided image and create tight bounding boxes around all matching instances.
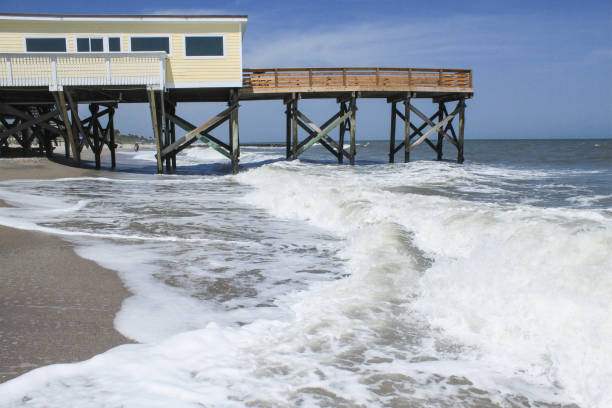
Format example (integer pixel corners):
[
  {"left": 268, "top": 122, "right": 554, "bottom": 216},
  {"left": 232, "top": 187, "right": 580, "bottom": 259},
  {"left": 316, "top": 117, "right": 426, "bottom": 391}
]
[{"left": 0, "top": 13, "right": 473, "bottom": 174}]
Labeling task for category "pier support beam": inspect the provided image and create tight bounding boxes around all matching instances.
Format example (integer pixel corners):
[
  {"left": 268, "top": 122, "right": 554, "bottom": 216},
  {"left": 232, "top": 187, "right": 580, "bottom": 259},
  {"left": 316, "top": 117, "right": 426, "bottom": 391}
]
[
  {"left": 0, "top": 103, "right": 66, "bottom": 159},
  {"left": 292, "top": 95, "right": 298, "bottom": 159},
  {"left": 229, "top": 89, "right": 240, "bottom": 174},
  {"left": 285, "top": 93, "right": 357, "bottom": 163},
  {"left": 165, "top": 100, "right": 177, "bottom": 170},
  {"left": 404, "top": 97, "right": 411, "bottom": 163},
  {"left": 0, "top": 105, "right": 58, "bottom": 156},
  {"left": 148, "top": 88, "right": 164, "bottom": 174},
  {"left": 53, "top": 91, "right": 79, "bottom": 164},
  {"left": 338, "top": 102, "right": 346, "bottom": 164},
  {"left": 159, "top": 94, "right": 240, "bottom": 174},
  {"left": 63, "top": 91, "right": 117, "bottom": 170},
  {"left": 349, "top": 95, "right": 356, "bottom": 165},
  {"left": 388, "top": 95, "right": 465, "bottom": 163},
  {"left": 389, "top": 102, "right": 396, "bottom": 163},
  {"left": 89, "top": 104, "right": 102, "bottom": 169},
  {"left": 388, "top": 94, "right": 414, "bottom": 163},
  {"left": 458, "top": 98, "right": 466, "bottom": 164},
  {"left": 285, "top": 99, "right": 292, "bottom": 159},
  {"left": 436, "top": 102, "right": 444, "bottom": 161}
]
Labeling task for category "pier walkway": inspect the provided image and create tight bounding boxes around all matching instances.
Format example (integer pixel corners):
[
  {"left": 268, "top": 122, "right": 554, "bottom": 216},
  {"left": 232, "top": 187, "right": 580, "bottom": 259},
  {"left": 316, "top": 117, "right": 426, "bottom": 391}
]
[{"left": 0, "top": 63, "right": 473, "bottom": 173}]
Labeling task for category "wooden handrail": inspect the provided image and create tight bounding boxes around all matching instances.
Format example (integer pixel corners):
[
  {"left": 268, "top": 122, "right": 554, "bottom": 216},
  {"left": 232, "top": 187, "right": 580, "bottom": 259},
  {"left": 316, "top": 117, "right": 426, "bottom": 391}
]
[{"left": 243, "top": 67, "right": 473, "bottom": 90}]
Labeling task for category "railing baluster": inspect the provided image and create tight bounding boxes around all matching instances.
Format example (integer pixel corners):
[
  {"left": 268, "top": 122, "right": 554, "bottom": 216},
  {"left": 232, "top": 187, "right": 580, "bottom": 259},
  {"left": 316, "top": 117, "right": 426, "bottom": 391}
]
[
  {"left": 6, "top": 57, "right": 12, "bottom": 86},
  {"left": 51, "top": 56, "right": 58, "bottom": 89}
]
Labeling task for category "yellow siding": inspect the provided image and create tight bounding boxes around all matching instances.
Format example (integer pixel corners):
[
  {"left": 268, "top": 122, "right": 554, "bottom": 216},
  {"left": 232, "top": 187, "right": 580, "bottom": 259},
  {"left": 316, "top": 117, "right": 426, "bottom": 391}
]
[
  {"left": 0, "top": 32, "right": 23, "bottom": 52},
  {"left": 0, "top": 20, "right": 243, "bottom": 86}
]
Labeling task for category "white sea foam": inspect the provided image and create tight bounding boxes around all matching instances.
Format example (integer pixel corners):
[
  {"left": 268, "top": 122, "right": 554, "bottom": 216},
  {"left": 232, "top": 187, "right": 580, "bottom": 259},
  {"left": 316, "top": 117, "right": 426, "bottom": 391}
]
[{"left": 0, "top": 150, "right": 610, "bottom": 407}]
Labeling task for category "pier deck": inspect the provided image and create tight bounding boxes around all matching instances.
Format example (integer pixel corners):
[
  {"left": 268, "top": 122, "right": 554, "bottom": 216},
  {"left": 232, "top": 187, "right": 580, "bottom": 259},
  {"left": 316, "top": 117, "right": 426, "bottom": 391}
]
[{"left": 0, "top": 65, "right": 473, "bottom": 173}]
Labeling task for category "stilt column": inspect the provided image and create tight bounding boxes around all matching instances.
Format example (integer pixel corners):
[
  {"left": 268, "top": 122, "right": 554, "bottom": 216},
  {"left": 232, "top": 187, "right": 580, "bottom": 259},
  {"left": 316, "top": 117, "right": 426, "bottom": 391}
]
[
  {"left": 291, "top": 94, "right": 299, "bottom": 160},
  {"left": 54, "top": 90, "right": 79, "bottom": 164},
  {"left": 147, "top": 88, "right": 164, "bottom": 174},
  {"left": 389, "top": 101, "right": 396, "bottom": 163},
  {"left": 458, "top": 98, "right": 465, "bottom": 164},
  {"left": 349, "top": 95, "right": 356, "bottom": 165},
  {"left": 436, "top": 102, "right": 444, "bottom": 160},
  {"left": 404, "top": 97, "right": 411, "bottom": 163},
  {"left": 285, "top": 99, "right": 292, "bottom": 159},
  {"left": 229, "top": 90, "right": 240, "bottom": 174}
]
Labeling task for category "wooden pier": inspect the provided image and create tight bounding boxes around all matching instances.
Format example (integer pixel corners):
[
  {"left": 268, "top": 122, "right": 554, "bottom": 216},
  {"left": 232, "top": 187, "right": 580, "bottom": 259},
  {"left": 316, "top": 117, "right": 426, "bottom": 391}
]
[
  {"left": 0, "top": 13, "right": 473, "bottom": 174},
  {"left": 0, "top": 66, "right": 472, "bottom": 173}
]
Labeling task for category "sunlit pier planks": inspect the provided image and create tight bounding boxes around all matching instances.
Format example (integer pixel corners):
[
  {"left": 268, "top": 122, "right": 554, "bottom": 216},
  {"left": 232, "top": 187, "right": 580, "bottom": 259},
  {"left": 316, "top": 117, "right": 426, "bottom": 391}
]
[{"left": 241, "top": 67, "right": 472, "bottom": 96}]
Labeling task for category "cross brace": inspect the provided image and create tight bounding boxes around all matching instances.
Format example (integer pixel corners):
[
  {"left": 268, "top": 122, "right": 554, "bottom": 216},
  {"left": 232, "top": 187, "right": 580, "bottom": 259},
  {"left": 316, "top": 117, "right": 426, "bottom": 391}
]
[
  {"left": 388, "top": 98, "right": 466, "bottom": 163},
  {"left": 286, "top": 96, "right": 357, "bottom": 164}
]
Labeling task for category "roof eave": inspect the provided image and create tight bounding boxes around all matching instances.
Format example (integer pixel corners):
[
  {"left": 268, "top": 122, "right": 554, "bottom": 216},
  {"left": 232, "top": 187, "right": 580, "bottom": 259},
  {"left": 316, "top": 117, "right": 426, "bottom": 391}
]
[{"left": 0, "top": 13, "right": 248, "bottom": 23}]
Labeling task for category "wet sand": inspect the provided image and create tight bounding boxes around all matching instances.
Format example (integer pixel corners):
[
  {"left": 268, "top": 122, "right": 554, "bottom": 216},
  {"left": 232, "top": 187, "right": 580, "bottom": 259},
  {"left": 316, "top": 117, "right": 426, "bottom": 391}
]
[{"left": 0, "top": 157, "right": 133, "bottom": 383}]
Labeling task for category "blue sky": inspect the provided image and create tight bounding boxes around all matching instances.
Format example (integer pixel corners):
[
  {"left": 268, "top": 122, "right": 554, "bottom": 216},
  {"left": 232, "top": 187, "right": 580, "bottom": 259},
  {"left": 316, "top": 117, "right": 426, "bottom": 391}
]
[{"left": 3, "top": 0, "right": 611, "bottom": 140}]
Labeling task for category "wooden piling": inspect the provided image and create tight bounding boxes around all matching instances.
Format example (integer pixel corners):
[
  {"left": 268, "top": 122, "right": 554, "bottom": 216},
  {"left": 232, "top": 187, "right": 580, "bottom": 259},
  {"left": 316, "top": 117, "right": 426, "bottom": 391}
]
[
  {"left": 285, "top": 100, "right": 292, "bottom": 159},
  {"left": 89, "top": 104, "right": 102, "bottom": 169},
  {"left": 229, "top": 90, "right": 240, "bottom": 174},
  {"left": 458, "top": 98, "right": 465, "bottom": 164},
  {"left": 158, "top": 93, "right": 170, "bottom": 172},
  {"left": 338, "top": 102, "right": 346, "bottom": 164},
  {"left": 170, "top": 103, "right": 177, "bottom": 170},
  {"left": 69, "top": 105, "right": 78, "bottom": 158},
  {"left": 291, "top": 95, "right": 298, "bottom": 160},
  {"left": 404, "top": 97, "right": 411, "bottom": 163},
  {"left": 147, "top": 89, "right": 163, "bottom": 174},
  {"left": 436, "top": 102, "right": 444, "bottom": 161},
  {"left": 54, "top": 91, "right": 79, "bottom": 164},
  {"left": 349, "top": 95, "right": 356, "bottom": 165},
  {"left": 389, "top": 102, "right": 396, "bottom": 163},
  {"left": 108, "top": 107, "right": 116, "bottom": 169}
]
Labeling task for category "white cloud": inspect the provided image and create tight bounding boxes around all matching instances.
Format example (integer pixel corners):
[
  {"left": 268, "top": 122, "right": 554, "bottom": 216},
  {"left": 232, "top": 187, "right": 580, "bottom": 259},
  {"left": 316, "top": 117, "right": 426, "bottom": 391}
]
[{"left": 242, "top": 14, "right": 519, "bottom": 68}]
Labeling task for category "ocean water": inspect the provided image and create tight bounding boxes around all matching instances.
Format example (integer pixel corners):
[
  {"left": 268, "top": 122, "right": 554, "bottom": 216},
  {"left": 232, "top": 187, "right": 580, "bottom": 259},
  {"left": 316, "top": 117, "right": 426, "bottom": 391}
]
[{"left": 0, "top": 139, "right": 610, "bottom": 407}]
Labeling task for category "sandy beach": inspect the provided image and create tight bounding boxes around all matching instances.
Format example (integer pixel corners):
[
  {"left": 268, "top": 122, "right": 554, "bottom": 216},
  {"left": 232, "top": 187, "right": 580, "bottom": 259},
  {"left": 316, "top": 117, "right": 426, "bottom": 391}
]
[{"left": 0, "top": 156, "right": 133, "bottom": 383}]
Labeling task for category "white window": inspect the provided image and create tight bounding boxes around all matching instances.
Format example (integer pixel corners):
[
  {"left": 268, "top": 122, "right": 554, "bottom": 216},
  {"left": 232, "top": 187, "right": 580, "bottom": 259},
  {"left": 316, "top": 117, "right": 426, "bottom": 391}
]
[
  {"left": 130, "top": 36, "right": 170, "bottom": 54},
  {"left": 25, "top": 37, "right": 67, "bottom": 52},
  {"left": 108, "top": 37, "right": 121, "bottom": 52},
  {"left": 76, "top": 36, "right": 122, "bottom": 53},
  {"left": 184, "top": 35, "right": 224, "bottom": 58},
  {"left": 77, "top": 37, "right": 103, "bottom": 52}
]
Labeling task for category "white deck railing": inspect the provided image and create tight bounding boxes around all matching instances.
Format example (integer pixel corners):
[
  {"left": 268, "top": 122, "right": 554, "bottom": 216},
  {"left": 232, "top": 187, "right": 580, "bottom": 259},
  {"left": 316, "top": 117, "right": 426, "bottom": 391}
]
[{"left": 0, "top": 52, "right": 166, "bottom": 90}]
